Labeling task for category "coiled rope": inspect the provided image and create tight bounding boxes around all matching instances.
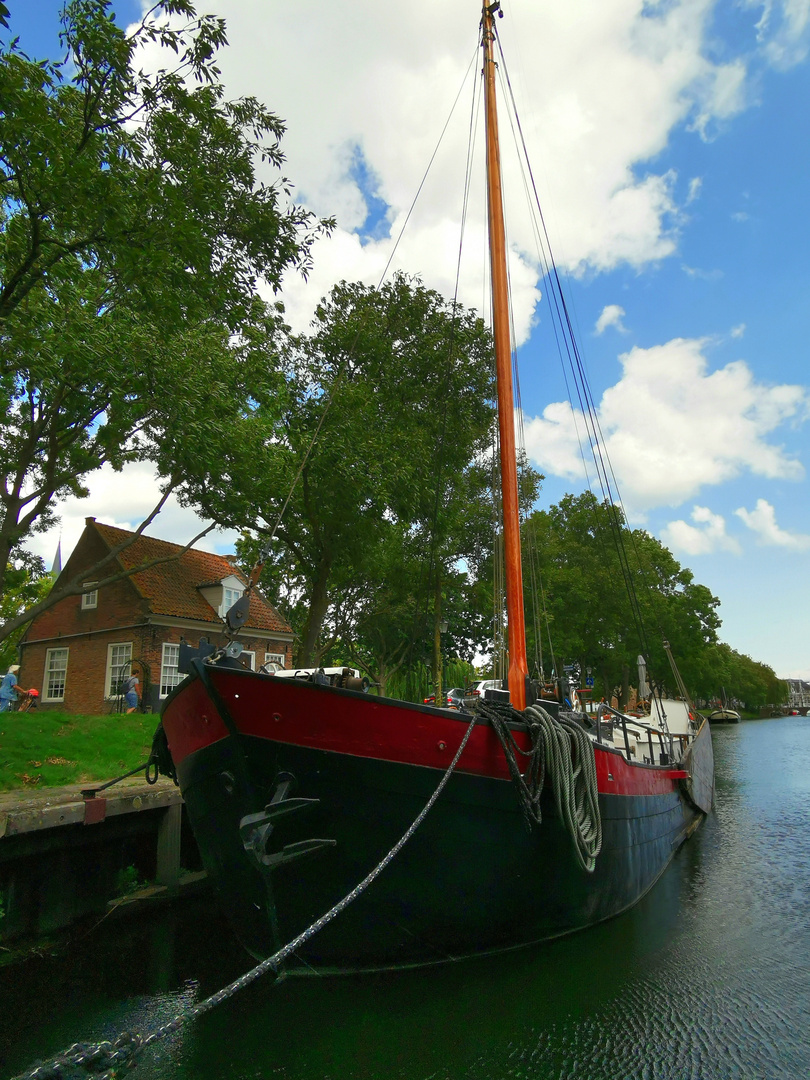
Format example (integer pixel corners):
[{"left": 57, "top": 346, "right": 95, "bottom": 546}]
[
  {"left": 14, "top": 715, "right": 478, "bottom": 1080},
  {"left": 479, "top": 700, "right": 602, "bottom": 873}
]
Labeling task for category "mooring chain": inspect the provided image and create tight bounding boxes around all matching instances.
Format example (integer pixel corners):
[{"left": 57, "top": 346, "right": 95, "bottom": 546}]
[{"left": 14, "top": 713, "right": 479, "bottom": 1080}]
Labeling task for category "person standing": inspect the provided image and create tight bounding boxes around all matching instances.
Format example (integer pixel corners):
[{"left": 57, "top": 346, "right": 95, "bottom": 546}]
[
  {"left": 0, "top": 665, "right": 24, "bottom": 711},
  {"left": 124, "top": 669, "right": 140, "bottom": 714}
]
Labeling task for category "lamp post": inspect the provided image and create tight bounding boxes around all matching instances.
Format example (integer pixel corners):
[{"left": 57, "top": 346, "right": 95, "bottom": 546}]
[{"left": 432, "top": 572, "right": 448, "bottom": 708}]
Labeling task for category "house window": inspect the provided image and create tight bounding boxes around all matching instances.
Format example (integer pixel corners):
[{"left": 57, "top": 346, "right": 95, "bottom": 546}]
[
  {"left": 220, "top": 586, "right": 243, "bottom": 618},
  {"left": 44, "top": 647, "right": 69, "bottom": 701},
  {"left": 106, "top": 642, "right": 132, "bottom": 698},
  {"left": 241, "top": 651, "right": 255, "bottom": 671},
  {"left": 264, "top": 652, "right": 286, "bottom": 670},
  {"left": 160, "top": 643, "right": 181, "bottom": 698},
  {"left": 81, "top": 582, "right": 98, "bottom": 609}
]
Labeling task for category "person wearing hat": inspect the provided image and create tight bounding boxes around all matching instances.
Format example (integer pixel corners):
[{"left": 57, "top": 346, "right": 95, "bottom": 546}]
[{"left": 0, "top": 665, "right": 24, "bottom": 711}]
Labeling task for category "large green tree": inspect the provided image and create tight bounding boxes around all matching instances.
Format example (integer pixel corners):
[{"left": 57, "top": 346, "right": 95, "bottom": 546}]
[
  {"left": 522, "top": 491, "right": 721, "bottom": 698},
  {"left": 0, "top": 0, "right": 327, "bottom": 638},
  {"left": 229, "top": 274, "right": 497, "bottom": 666}
]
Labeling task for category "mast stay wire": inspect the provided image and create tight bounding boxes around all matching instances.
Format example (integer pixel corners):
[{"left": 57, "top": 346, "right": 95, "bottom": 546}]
[
  {"left": 412, "top": 41, "right": 488, "bottom": 682},
  {"left": 491, "top": 22, "right": 656, "bottom": 669},
  {"left": 247, "top": 40, "right": 483, "bottom": 591}
]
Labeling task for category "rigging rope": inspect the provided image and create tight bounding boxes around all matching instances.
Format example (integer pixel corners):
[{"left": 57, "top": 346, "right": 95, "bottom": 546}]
[
  {"left": 479, "top": 700, "right": 602, "bottom": 873},
  {"left": 491, "top": 21, "right": 658, "bottom": 677}
]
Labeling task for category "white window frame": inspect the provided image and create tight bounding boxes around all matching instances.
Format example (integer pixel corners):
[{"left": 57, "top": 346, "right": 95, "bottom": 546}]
[
  {"left": 106, "top": 642, "right": 133, "bottom": 699},
  {"left": 81, "top": 582, "right": 98, "bottom": 610},
  {"left": 219, "top": 585, "right": 244, "bottom": 618},
  {"left": 43, "top": 647, "right": 69, "bottom": 702},
  {"left": 160, "top": 642, "right": 181, "bottom": 698},
  {"left": 240, "top": 650, "right": 255, "bottom": 671},
  {"left": 264, "top": 652, "right": 286, "bottom": 670}
]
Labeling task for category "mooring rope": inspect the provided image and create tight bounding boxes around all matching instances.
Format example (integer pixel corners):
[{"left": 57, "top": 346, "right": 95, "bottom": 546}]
[
  {"left": 13, "top": 714, "right": 478, "bottom": 1080},
  {"left": 480, "top": 700, "right": 602, "bottom": 873}
]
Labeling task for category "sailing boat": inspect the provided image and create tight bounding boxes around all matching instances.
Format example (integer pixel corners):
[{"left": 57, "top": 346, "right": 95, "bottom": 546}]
[
  {"left": 709, "top": 688, "right": 741, "bottom": 724},
  {"left": 157, "top": 3, "right": 714, "bottom": 972}
]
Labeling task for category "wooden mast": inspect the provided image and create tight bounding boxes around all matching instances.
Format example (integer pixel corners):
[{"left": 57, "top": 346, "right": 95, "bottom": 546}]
[{"left": 482, "top": 1, "right": 528, "bottom": 709}]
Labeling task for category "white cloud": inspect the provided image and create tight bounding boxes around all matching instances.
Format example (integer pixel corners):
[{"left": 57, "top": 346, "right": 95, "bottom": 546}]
[
  {"left": 522, "top": 337, "right": 809, "bottom": 512},
  {"left": 751, "top": 0, "right": 810, "bottom": 69},
  {"left": 595, "top": 305, "right": 628, "bottom": 335},
  {"left": 682, "top": 264, "right": 723, "bottom": 280},
  {"left": 686, "top": 176, "right": 703, "bottom": 203},
  {"left": 731, "top": 323, "right": 746, "bottom": 338},
  {"left": 661, "top": 506, "right": 742, "bottom": 555},
  {"left": 126, "top": 0, "right": 766, "bottom": 335},
  {"left": 734, "top": 498, "right": 810, "bottom": 548}
]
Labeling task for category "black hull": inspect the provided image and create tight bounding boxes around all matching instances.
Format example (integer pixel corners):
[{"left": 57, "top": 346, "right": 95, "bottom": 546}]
[{"left": 176, "top": 724, "right": 702, "bottom": 972}]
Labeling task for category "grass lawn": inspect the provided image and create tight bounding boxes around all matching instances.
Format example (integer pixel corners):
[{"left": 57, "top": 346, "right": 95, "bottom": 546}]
[{"left": 0, "top": 710, "right": 160, "bottom": 793}]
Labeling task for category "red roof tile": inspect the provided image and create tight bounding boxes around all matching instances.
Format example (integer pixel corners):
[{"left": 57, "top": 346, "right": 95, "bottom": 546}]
[{"left": 93, "top": 522, "right": 290, "bottom": 634}]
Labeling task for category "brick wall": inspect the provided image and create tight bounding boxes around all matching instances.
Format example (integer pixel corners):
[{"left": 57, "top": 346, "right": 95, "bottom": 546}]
[{"left": 21, "top": 625, "right": 294, "bottom": 716}]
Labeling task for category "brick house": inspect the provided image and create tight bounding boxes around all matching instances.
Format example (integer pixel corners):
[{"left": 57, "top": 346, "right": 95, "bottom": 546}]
[{"left": 18, "top": 518, "right": 294, "bottom": 714}]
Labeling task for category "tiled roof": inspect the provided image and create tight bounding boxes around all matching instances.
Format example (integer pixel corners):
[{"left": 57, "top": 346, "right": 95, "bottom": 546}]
[{"left": 94, "top": 522, "right": 290, "bottom": 634}]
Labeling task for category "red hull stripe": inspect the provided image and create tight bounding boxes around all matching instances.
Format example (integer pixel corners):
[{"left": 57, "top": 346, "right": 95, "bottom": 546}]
[{"left": 162, "top": 668, "right": 683, "bottom": 799}]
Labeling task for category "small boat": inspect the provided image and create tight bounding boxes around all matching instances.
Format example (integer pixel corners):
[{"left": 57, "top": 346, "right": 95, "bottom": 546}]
[
  {"left": 709, "top": 688, "right": 741, "bottom": 723},
  {"left": 708, "top": 708, "right": 741, "bottom": 724},
  {"left": 157, "top": 2, "right": 714, "bottom": 973}
]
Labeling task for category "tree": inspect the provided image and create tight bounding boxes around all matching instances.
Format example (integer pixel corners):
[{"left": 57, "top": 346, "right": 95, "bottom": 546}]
[
  {"left": 0, "top": 550, "right": 52, "bottom": 671},
  {"left": 229, "top": 274, "right": 497, "bottom": 666},
  {"left": 706, "top": 642, "right": 785, "bottom": 710},
  {"left": 522, "top": 491, "right": 721, "bottom": 698},
  {"left": 0, "top": 0, "right": 328, "bottom": 637}
]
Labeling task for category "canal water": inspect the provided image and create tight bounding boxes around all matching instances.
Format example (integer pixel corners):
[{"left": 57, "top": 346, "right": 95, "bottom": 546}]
[{"left": 3, "top": 714, "right": 809, "bottom": 1080}]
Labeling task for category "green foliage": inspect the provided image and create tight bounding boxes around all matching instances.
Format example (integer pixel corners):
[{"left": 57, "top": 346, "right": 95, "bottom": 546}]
[
  {"left": 115, "top": 864, "right": 142, "bottom": 896},
  {"left": 230, "top": 273, "right": 499, "bottom": 670},
  {"left": 0, "top": 551, "right": 52, "bottom": 671},
  {"left": 0, "top": 0, "right": 329, "bottom": 629},
  {"left": 522, "top": 491, "right": 722, "bottom": 697},
  {"left": 704, "top": 642, "right": 785, "bottom": 709},
  {"left": 0, "top": 710, "right": 156, "bottom": 791}
]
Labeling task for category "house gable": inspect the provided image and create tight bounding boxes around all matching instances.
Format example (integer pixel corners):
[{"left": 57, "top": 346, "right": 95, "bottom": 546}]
[{"left": 18, "top": 519, "right": 294, "bottom": 715}]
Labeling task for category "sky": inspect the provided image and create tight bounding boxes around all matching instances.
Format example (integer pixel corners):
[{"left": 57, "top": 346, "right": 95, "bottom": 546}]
[{"left": 7, "top": 0, "right": 810, "bottom": 680}]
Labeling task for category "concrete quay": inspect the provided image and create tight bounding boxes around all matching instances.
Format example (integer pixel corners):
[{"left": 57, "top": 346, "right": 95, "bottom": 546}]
[{"left": 0, "top": 776, "right": 206, "bottom": 944}]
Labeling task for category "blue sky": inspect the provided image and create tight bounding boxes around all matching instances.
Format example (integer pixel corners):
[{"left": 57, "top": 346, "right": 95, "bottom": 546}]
[{"left": 8, "top": 1, "right": 810, "bottom": 680}]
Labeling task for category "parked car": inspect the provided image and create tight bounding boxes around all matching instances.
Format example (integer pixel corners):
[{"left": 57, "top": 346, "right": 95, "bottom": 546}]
[
  {"left": 423, "top": 687, "right": 465, "bottom": 709},
  {"left": 463, "top": 679, "right": 503, "bottom": 706}
]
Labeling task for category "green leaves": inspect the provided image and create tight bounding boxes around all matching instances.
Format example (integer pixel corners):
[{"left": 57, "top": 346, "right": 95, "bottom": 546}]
[
  {"left": 230, "top": 274, "right": 498, "bottom": 668},
  {"left": 0, "top": 0, "right": 327, "bottom": 622},
  {"left": 522, "top": 491, "right": 723, "bottom": 696}
]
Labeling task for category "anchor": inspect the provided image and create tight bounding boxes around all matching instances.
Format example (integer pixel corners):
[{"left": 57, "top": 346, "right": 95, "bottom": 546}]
[{"left": 238, "top": 771, "right": 336, "bottom": 870}]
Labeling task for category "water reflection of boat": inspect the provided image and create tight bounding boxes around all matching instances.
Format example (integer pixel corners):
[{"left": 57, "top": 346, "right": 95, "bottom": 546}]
[{"left": 155, "top": 2, "right": 714, "bottom": 973}]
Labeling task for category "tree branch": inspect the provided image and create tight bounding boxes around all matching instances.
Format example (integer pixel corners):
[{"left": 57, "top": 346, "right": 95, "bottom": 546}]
[{"left": 0, "top": 489, "right": 219, "bottom": 645}]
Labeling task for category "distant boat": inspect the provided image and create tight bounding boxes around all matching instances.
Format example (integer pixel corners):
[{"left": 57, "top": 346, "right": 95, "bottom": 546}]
[
  {"left": 156, "top": 1, "right": 714, "bottom": 974},
  {"left": 708, "top": 708, "right": 741, "bottom": 724},
  {"left": 709, "top": 687, "right": 741, "bottom": 723}
]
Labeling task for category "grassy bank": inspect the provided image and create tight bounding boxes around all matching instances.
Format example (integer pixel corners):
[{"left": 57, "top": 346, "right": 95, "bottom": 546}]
[{"left": 0, "top": 711, "right": 159, "bottom": 793}]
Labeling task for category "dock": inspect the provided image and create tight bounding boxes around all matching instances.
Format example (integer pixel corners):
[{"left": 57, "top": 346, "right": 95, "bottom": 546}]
[{"left": 0, "top": 777, "right": 206, "bottom": 944}]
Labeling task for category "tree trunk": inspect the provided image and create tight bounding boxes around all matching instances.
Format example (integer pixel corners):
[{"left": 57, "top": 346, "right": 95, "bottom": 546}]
[
  {"left": 297, "top": 555, "right": 332, "bottom": 667},
  {"left": 432, "top": 570, "right": 443, "bottom": 707},
  {"left": 620, "top": 663, "right": 630, "bottom": 711}
]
